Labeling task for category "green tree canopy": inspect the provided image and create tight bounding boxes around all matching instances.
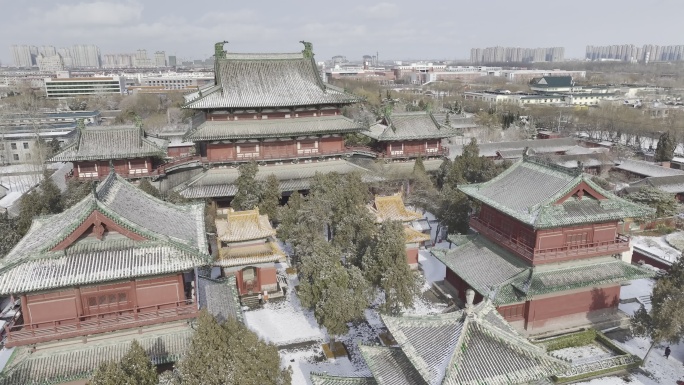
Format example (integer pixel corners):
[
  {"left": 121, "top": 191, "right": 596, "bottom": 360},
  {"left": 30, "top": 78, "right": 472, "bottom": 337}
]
[
  {"left": 363, "top": 220, "right": 417, "bottom": 314},
  {"left": 89, "top": 340, "right": 158, "bottom": 385},
  {"left": 626, "top": 187, "right": 677, "bottom": 218},
  {"left": 138, "top": 178, "right": 161, "bottom": 199},
  {"left": 258, "top": 174, "right": 281, "bottom": 223},
  {"left": 655, "top": 131, "right": 676, "bottom": 162},
  {"left": 631, "top": 257, "right": 684, "bottom": 365},
  {"left": 0, "top": 213, "right": 21, "bottom": 257},
  {"left": 176, "top": 311, "right": 291, "bottom": 385},
  {"left": 231, "top": 161, "right": 261, "bottom": 211}
]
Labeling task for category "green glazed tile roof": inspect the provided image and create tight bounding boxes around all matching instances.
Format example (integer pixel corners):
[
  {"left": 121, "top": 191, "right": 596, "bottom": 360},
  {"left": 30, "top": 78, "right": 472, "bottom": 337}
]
[
  {"left": 357, "top": 301, "right": 568, "bottom": 385},
  {"left": 0, "top": 172, "right": 210, "bottom": 294},
  {"left": 433, "top": 236, "right": 655, "bottom": 306},
  {"left": 184, "top": 51, "right": 360, "bottom": 109},
  {"left": 459, "top": 158, "right": 654, "bottom": 229},
  {"left": 364, "top": 112, "right": 459, "bottom": 141},
  {"left": 50, "top": 126, "right": 168, "bottom": 162},
  {"left": 184, "top": 115, "right": 364, "bottom": 141},
  {"left": 0, "top": 326, "right": 193, "bottom": 385}
]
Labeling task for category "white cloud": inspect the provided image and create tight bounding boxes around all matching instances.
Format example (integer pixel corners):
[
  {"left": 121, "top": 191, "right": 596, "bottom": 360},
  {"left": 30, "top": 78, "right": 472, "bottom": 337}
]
[
  {"left": 356, "top": 2, "right": 399, "bottom": 19},
  {"left": 29, "top": 1, "right": 143, "bottom": 27}
]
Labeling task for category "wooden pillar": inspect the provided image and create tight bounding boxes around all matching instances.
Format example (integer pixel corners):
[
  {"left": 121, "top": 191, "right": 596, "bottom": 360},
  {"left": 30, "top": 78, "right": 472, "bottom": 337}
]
[
  {"left": 130, "top": 279, "right": 139, "bottom": 309},
  {"left": 176, "top": 274, "right": 185, "bottom": 303},
  {"left": 20, "top": 295, "right": 31, "bottom": 326},
  {"left": 74, "top": 287, "right": 84, "bottom": 318}
]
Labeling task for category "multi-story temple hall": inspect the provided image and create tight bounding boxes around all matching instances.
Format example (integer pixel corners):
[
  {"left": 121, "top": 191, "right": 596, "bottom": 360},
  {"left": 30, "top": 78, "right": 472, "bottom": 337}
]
[
  {"left": 0, "top": 170, "right": 242, "bottom": 384},
  {"left": 433, "top": 156, "right": 654, "bottom": 334}
]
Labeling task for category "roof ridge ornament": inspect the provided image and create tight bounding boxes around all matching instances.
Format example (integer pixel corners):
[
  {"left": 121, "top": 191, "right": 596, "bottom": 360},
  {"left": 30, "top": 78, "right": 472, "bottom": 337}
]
[
  {"left": 214, "top": 41, "right": 228, "bottom": 60},
  {"left": 465, "top": 289, "right": 475, "bottom": 317},
  {"left": 300, "top": 40, "right": 314, "bottom": 59}
]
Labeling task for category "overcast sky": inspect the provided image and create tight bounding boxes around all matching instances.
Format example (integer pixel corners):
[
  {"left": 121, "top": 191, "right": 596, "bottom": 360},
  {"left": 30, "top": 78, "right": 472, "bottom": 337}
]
[{"left": 1, "top": 0, "right": 683, "bottom": 64}]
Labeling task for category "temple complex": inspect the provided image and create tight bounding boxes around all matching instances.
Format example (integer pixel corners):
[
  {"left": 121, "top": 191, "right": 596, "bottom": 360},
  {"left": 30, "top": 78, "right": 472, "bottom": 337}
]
[
  {"left": 311, "top": 290, "right": 569, "bottom": 385},
  {"left": 51, "top": 120, "right": 168, "bottom": 180},
  {"left": 214, "top": 208, "right": 286, "bottom": 304},
  {"left": 433, "top": 157, "right": 654, "bottom": 333},
  {"left": 368, "top": 194, "right": 431, "bottom": 268},
  {"left": 363, "top": 111, "right": 457, "bottom": 159}
]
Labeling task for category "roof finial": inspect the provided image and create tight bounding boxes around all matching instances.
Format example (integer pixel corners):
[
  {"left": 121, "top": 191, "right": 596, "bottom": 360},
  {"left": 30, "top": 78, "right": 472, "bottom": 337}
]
[
  {"left": 214, "top": 41, "right": 228, "bottom": 60},
  {"left": 465, "top": 289, "right": 475, "bottom": 315},
  {"left": 76, "top": 118, "right": 85, "bottom": 131},
  {"left": 300, "top": 41, "right": 314, "bottom": 59}
]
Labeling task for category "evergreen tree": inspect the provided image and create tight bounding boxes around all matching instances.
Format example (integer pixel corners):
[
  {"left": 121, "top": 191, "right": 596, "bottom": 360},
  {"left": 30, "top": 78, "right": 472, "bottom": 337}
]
[
  {"left": 298, "top": 237, "right": 371, "bottom": 340},
  {"left": 655, "top": 131, "right": 676, "bottom": 162},
  {"left": 61, "top": 180, "right": 94, "bottom": 209},
  {"left": 40, "top": 170, "right": 63, "bottom": 214},
  {"left": 0, "top": 213, "right": 21, "bottom": 257},
  {"left": 631, "top": 257, "right": 684, "bottom": 365},
  {"left": 413, "top": 156, "right": 426, "bottom": 175},
  {"left": 436, "top": 187, "right": 471, "bottom": 235},
  {"left": 166, "top": 190, "right": 188, "bottom": 204},
  {"left": 89, "top": 340, "right": 158, "bottom": 385},
  {"left": 177, "top": 311, "right": 291, "bottom": 385},
  {"left": 17, "top": 172, "right": 63, "bottom": 235},
  {"left": 363, "top": 220, "right": 417, "bottom": 314},
  {"left": 259, "top": 174, "right": 281, "bottom": 223},
  {"left": 138, "top": 178, "right": 161, "bottom": 198},
  {"left": 231, "top": 161, "right": 261, "bottom": 211},
  {"left": 626, "top": 187, "right": 676, "bottom": 218}
]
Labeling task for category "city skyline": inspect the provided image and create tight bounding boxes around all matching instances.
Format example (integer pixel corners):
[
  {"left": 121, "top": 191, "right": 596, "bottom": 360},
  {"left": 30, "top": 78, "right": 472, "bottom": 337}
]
[{"left": 2, "top": 0, "right": 684, "bottom": 65}]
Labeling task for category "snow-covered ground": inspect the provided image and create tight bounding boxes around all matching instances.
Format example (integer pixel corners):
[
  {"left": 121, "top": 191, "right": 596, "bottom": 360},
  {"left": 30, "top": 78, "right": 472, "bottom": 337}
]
[
  {"left": 575, "top": 376, "right": 645, "bottom": 385},
  {"left": 618, "top": 279, "right": 655, "bottom": 315},
  {"left": 632, "top": 235, "right": 681, "bottom": 265},
  {"left": 550, "top": 343, "right": 617, "bottom": 365},
  {"left": 418, "top": 249, "right": 446, "bottom": 290}
]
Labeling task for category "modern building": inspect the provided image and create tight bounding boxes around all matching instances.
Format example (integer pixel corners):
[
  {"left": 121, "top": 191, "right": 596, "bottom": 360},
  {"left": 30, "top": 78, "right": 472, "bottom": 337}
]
[
  {"left": 433, "top": 157, "right": 653, "bottom": 333},
  {"left": 368, "top": 194, "right": 431, "bottom": 268},
  {"left": 71, "top": 44, "right": 101, "bottom": 68},
  {"left": 50, "top": 122, "right": 168, "bottom": 180},
  {"left": 154, "top": 51, "right": 167, "bottom": 67},
  {"left": 0, "top": 170, "right": 210, "bottom": 348},
  {"left": 35, "top": 54, "right": 64, "bottom": 72},
  {"left": 529, "top": 76, "right": 575, "bottom": 93},
  {"left": 312, "top": 290, "right": 569, "bottom": 385},
  {"left": 44, "top": 75, "right": 126, "bottom": 98},
  {"left": 0, "top": 127, "right": 76, "bottom": 165},
  {"left": 10, "top": 45, "right": 34, "bottom": 68},
  {"left": 363, "top": 111, "right": 457, "bottom": 159},
  {"left": 471, "top": 47, "right": 565, "bottom": 63},
  {"left": 214, "top": 208, "right": 286, "bottom": 305}
]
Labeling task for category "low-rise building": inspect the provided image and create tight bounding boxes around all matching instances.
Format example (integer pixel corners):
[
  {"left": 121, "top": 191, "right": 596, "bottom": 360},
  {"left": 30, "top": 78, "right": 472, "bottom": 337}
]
[{"left": 44, "top": 76, "right": 125, "bottom": 98}]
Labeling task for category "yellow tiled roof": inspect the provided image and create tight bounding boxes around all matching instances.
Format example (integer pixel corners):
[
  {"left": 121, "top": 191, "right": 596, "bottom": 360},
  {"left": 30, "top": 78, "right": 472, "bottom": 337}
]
[
  {"left": 216, "top": 208, "right": 276, "bottom": 242},
  {"left": 404, "top": 227, "right": 431, "bottom": 244},
  {"left": 369, "top": 194, "right": 423, "bottom": 223},
  {"left": 216, "top": 241, "right": 285, "bottom": 267}
]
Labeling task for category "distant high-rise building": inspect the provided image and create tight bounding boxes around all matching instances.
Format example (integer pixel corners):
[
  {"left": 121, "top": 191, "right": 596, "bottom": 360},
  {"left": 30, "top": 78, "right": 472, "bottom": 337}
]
[
  {"left": 38, "top": 45, "right": 57, "bottom": 57},
  {"left": 168, "top": 55, "right": 177, "bottom": 67},
  {"left": 133, "top": 49, "right": 152, "bottom": 67},
  {"left": 154, "top": 51, "right": 167, "bottom": 67},
  {"left": 11, "top": 45, "right": 34, "bottom": 67},
  {"left": 587, "top": 44, "right": 684, "bottom": 63},
  {"left": 36, "top": 54, "right": 64, "bottom": 72},
  {"left": 71, "top": 44, "right": 101, "bottom": 67},
  {"left": 470, "top": 46, "right": 564, "bottom": 63}
]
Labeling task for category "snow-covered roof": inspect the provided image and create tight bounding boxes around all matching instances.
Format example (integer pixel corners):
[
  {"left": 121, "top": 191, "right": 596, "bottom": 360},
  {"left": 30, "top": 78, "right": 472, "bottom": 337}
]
[{"left": 632, "top": 235, "right": 681, "bottom": 265}]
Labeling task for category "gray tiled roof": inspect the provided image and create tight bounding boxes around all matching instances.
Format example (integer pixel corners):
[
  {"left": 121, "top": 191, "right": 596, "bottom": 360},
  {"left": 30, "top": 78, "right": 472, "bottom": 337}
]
[
  {"left": 626, "top": 174, "right": 684, "bottom": 194},
  {"left": 310, "top": 374, "right": 377, "bottom": 385},
  {"left": 197, "top": 275, "right": 243, "bottom": 323},
  {"left": 367, "top": 301, "right": 568, "bottom": 385},
  {"left": 459, "top": 158, "right": 653, "bottom": 228},
  {"left": 364, "top": 112, "right": 459, "bottom": 141},
  {"left": 531, "top": 76, "right": 573, "bottom": 87},
  {"left": 184, "top": 52, "right": 360, "bottom": 109},
  {"left": 359, "top": 345, "right": 428, "bottom": 385},
  {"left": 185, "top": 115, "right": 363, "bottom": 141},
  {"left": 50, "top": 126, "right": 168, "bottom": 162},
  {"left": 0, "top": 172, "right": 209, "bottom": 293},
  {"left": 175, "top": 159, "right": 371, "bottom": 199},
  {"left": 0, "top": 326, "right": 193, "bottom": 385},
  {"left": 614, "top": 159, "right": 684, "bottom": 178},
  {"left": 449, "top": 137, "right": 577, "bottom": 159},
  {"left": 431, "top": 236, "right": 527, "bottom": 298}
]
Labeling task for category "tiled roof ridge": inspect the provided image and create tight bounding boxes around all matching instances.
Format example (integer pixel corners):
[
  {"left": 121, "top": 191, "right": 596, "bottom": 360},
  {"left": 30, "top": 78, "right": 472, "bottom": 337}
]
[{"left": 442, "top": 312, "right": 475, "bottom": 383}]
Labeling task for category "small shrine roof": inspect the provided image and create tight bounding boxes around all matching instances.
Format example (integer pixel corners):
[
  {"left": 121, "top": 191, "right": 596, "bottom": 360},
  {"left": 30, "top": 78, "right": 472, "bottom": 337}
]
[
  {"left": 364, "top": 112, "right": 459, "bottom": 141},
  {"left": 405, "top": 227, "right": 431, "bottom": 244},
  {"left": 176, "top": 160, "right": 373, "bottom": 199},
  {"left": 0, "top": 172, "right": 209, "bottom": 294},
  {"left": 626, "top": 174, "right": 684, "bottom": 194},
  {"left": 216, "top": 208, "right": 275, "bottom": 242},
  {"left": 459, "top": 158, "right": 653, "bottom": 229},
  {"left": 0, "top": 325, "right": 193, "bottom": 385},
  {"left": 185, "top": 115, "right": 364, "bottom": 141},
  {"left": 50, "top": 126, "right": 168, "bottom": 162},
  {"left": 369, "top": 194, "right": 423, "bottom": 223},
  {"left": 197, "top": 275, "right": 243, "bottom": 323},
  {"left": 216, "top": 241, "right": 285, "bottom": 267},
  {"left": 449, "top": 137, "right": 577, "bottom": 159},
  {"left": 184, "top": 49, "right": 360, "bottom": 109},
  {"left": 345, "top": 299, "right": 568, "bottom": 385}
]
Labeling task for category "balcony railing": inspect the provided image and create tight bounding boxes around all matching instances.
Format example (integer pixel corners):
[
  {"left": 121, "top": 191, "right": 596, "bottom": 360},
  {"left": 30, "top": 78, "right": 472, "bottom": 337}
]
[
  {"left": 470, "top": 217, "right": 631, "bottom": 264},
  {"left": 379, "top": 148, "right": 449, "bottom": 159},
  {"left": 5, "top": 300, "right": 197, "bottom": 347}
]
